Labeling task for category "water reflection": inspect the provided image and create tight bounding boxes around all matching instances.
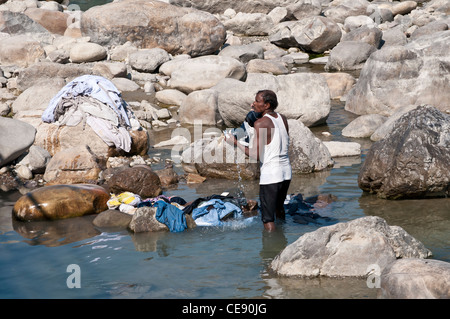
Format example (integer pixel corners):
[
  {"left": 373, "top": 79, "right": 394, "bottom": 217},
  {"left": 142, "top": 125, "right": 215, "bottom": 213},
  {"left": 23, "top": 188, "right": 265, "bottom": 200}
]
[
  {"left": 130, "top": 230, "right": 171, "bottom": 254},
  {"left": 262, "top": 275, "right": 378, "bottom": 299},
  {"left": 260, "top": 225, "right": 288, "bottom": 263},
  {"left": 359, "top": 194, "right": 450, "bottom": 260},
  {"left": 12, "top": 215, "right": 101, "bottom": 247}
]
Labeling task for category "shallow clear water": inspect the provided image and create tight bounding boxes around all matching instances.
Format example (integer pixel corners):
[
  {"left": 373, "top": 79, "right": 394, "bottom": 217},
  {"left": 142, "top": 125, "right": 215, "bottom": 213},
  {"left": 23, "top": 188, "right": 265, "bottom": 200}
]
[{"left": 1, "top": 103, "right": 448, "bottom": 299}]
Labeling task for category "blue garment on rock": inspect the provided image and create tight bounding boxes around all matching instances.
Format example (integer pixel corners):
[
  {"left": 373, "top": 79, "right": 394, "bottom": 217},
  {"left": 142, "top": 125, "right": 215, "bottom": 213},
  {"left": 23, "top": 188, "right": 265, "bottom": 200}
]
[
  {"left": 191, "top": 199, "right": 242, "bottom": 227},
  {"left": 152, "top": 200, "right": 187, "bottom": 233}
]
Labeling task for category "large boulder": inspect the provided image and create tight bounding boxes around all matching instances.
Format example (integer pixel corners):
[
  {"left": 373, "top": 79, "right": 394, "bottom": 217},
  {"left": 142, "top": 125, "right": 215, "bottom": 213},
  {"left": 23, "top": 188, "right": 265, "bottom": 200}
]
[
  {"left": 380, "top": 258, "right": 450, "bottom": 299},
  {"left": 16, "top": 62, "right": 94, "bottom": 91},
  {"left": 270, "top": 216, "right": 432, "bottom": 277},
  {"left": 269, "top": 16, "right": 342, "bottom": 53},
  {"left": 323, "top": 0, "right": 371, "bottom": 24},
  {"left": 18, "top": 119, "right": 149, "bottom": 160},
  {"left": 0, "top": 11, "right": 53, "bottom": 44},
  {"left": 80, "top": 0, "right": 226, "bottom": 57},
  {"left": 0, "top": 35, "right": 45, "bottom": 68},
  {"left": 345, "top": 31, "right": 450, "bottom": 116},
  {"left": 13, "top": 184, "right": 109, "bottom": 221},
  {"left": 166, "top": 0, "right": 302, "bottom": 14},
  {"left": 168, "top": 55, "right": 246, "bottom": 94},
  {"left": 358, "top": 105, "right": 450, "bottom": 199},
  {"left": 178, "top": 89, "right": 222, "bottom": 125},
  {"left": 0, "top": 117, "right": 36, "bottom": 167},
  {"left": 11, "top": 80, "right": 65, "bottom": 114},
  {"left": 324, "top": 41, "right": 377, "bottom": 71},
  {"left": 180, "top": 136, "right": 260, "bottom": 180},
  {"left": 24, "top": 8, "right": 70, "bottom": 35},
  {"left": 223, "top": 12, "right": 274, "bottom": 36},
  {"left": 288, "top": 119, "right": 334, "bottom": 173},
  {"left": 213, "top": 72, "right": 331, "bottom": 127}
]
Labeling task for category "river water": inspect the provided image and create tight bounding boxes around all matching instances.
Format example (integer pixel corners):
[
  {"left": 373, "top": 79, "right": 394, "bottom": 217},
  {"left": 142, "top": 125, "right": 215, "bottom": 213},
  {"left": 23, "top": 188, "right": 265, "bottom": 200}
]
[
  {"left": 1, "top": 0, "right": 449, "bottom": 298},
  {"left": 1, "top": 100, "right": 449, "bottom": 299}
]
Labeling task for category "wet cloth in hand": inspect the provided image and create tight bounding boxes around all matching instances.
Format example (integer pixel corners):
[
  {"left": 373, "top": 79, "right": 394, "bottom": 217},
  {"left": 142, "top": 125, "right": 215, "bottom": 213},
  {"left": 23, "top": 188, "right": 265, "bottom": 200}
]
[{"left": 191, "top": 199, "right": 243, "bottom": 227}]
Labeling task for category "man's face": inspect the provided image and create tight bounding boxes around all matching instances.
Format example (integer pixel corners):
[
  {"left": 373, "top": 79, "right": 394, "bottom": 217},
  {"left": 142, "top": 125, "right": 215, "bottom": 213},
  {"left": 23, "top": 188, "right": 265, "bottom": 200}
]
[{"left": 251, "top": 93, "right": 267, "bottom": 113}]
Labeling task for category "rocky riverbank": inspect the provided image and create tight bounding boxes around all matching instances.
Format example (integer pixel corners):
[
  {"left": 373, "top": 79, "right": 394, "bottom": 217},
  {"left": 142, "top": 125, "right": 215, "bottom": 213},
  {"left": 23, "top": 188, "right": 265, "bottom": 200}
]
[{"left": 1, "top": 0, "right": 449, "bottom": 298}]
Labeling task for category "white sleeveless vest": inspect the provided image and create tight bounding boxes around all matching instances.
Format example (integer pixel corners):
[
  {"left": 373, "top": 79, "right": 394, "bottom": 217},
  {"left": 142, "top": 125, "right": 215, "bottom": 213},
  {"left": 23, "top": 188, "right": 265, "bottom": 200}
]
[{"left": 259, "top": 113, "right": 292, "bottom": 185}]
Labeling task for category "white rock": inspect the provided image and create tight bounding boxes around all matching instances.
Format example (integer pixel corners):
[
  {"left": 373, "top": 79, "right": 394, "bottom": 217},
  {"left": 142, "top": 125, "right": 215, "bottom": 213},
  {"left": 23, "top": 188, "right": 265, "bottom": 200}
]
[
  {"left": 70, "top": 42, "right": 107, "bottom": 63},
  {"left": 323, "top": 141, "right": 361, "bottom": 157}
]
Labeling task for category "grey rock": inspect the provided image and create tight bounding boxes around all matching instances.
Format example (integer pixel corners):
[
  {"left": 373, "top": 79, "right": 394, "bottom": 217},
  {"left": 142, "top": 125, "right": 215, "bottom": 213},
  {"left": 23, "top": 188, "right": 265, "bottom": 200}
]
[
  {"left": 129, "top": 206, "right": 169, "bottom": 233},
  {"left": 271, "top": 216, "right": 432, "bottom": 277},
  {"left": 359, "top": 105, "right": 450, "bottom": 199},
  {"left": 380, "top": 258, "right": 450, "bottom": 299},
  {"left": 93, "top": 209, "right": 133, "bottom": 229},
  {"left": 0, "top": 117, "right": 36, "bottom": 167},
  {"left": 345, "top": 31, "right": 450, "bottom": 116}
]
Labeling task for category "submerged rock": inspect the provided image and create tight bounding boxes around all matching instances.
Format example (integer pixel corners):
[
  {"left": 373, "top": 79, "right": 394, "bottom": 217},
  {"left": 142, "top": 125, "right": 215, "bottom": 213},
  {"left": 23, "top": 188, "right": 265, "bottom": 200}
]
[
  {"left": 380, "top": 258, "right": 450, "bottom": 299},
  {"left": 271, "top": 216, "right": 432, "bottom": 277},
  {"left": 13, "top": 184, "right": 109, "bottom": 221}
]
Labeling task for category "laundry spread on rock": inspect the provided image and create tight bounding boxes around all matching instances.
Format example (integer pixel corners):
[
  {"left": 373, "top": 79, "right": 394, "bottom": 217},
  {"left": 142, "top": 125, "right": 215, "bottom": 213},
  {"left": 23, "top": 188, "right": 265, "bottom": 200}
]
[
  {"left": 102, "top": 189, "right": 337, "bottom": 232},
  {"left": 191, "top": 198, "right": 243, "bottom": 227},
  {"left": 104, "top": 191, "right": 258, "bottom": 232},
  {"left": 41, "top": 75, "right": 140, "bottom": 152}
]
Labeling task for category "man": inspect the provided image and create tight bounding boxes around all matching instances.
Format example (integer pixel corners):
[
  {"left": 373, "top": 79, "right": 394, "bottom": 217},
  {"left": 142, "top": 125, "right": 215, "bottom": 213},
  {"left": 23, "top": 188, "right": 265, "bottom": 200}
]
[{"left": 227, "top": 90, "right": 291, "bottom": 231}]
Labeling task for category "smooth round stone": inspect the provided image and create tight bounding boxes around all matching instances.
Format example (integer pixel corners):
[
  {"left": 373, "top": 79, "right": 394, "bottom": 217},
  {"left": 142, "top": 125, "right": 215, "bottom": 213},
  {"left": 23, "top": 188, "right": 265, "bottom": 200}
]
[{"left": 13, "top": 184, "right": 110, "bottom": 221}]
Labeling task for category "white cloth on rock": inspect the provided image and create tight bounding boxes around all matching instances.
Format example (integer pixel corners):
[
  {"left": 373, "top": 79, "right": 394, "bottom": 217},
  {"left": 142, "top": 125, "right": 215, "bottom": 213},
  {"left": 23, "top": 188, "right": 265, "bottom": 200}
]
[{"left": 41, "top": 75, "right": 138, "bottom": 152}]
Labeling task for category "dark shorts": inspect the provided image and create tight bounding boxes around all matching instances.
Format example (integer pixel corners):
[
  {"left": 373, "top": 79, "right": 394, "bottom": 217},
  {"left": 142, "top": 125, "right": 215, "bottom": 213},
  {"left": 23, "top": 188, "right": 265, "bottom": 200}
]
[{"left": 259, "top": 180, "right": 291, "bottom": 224}]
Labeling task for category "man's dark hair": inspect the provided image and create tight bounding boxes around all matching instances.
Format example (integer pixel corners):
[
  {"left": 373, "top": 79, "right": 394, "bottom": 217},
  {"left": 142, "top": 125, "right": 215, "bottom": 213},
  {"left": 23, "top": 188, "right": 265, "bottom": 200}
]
[{"left": 257, "top": 90, "right": 278, "bottom": 110}]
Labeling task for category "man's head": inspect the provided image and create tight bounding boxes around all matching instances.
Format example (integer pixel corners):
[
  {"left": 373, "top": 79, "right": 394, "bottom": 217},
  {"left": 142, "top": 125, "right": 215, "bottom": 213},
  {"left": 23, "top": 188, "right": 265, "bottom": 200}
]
[{"left": 256, "top": 90, "right": 278, "bottom": 110}]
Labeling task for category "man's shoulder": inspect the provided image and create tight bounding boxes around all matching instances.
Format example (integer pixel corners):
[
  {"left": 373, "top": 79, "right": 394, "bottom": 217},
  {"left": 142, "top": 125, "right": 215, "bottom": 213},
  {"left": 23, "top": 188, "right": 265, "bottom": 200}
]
[{"left": 254, "top": 116, "right": 273, "bottom": 128}]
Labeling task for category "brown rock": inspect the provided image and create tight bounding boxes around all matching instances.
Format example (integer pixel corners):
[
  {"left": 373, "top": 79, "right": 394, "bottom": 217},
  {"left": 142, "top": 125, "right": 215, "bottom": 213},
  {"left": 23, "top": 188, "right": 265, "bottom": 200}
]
[
  {"left": 32, "top": 121, "right": 149, "bottom": 160},
  {"left": 155, "top": 166, "right": 179, "bottom": 187},
  {"left": 80, "top": 0, "right": 226, "bottom": 57},
  {"left": 0, "top": 35, "right": 45, "bottom": 68},
  {"left": 13, "top": 184, "right": 109, "bottom": 221},
  {"left": 128, "top": 206, "right": 168, "bottom": 232},
  {"left": 185, "top": 173, "right": 206, "bottom": 184},
  {"left": 24, "top": 8, "right": 70, "bottom": 35},
  {"left": 43, "top": 145, "right": 101, "bottom": 185},
  {"left": 108, "top": 165, "right": 162, "bottom": 198}
]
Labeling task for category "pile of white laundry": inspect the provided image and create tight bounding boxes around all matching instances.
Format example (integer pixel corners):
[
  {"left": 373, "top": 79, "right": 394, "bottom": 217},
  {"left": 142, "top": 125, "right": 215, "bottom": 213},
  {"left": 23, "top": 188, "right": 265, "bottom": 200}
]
[{"left": 41, "top": 75, "right": 140, "bottom": 152}]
